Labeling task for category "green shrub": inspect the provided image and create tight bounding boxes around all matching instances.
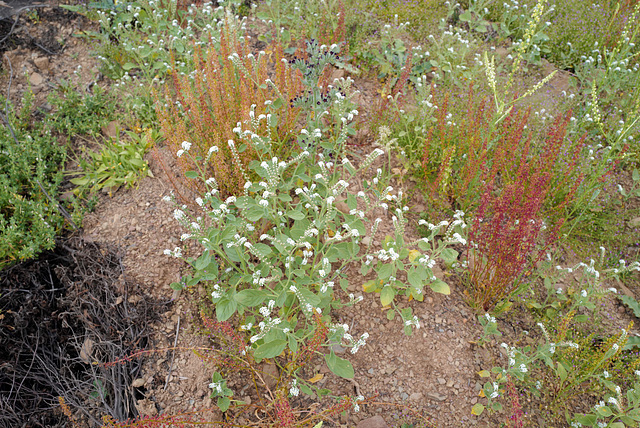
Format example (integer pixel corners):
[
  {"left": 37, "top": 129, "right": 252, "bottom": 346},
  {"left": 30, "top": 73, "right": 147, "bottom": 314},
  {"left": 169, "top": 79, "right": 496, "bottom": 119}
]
[
  {"left": 47, "top": 82, "right": 117, "bottom": 138},
  {"left": 0, "top": 93, "right": 68, "bottom": 268}
]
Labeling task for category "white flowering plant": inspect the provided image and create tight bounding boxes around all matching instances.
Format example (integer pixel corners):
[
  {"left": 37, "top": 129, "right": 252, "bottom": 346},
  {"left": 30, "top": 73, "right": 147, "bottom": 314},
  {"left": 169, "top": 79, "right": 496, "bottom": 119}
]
[
  {"left": 162, "top": 90, "right": 416, "bottom": 384},
  {"left": 360, "top": 207, "right": 463, "bottom": 335},
  {"left": 476, "top": 312, "right": 502, "bottom": 346},
  {"left": 208, "top": 371, "right": 233, "bottom": 412},
  {"left": 86, "top": 0, "right": 243, "bottom": 81},
  {"left": 166, "top": 144, "right": 372, "bottom": 376},
  {"left": 474, "top": 287, "right": 640, "bottom": 423},
  {"left": 526, "top": 250, "right": 640, "bottom": 325},
  {"left": 572, "top": 373, "right": 640, "bottom": 427}
]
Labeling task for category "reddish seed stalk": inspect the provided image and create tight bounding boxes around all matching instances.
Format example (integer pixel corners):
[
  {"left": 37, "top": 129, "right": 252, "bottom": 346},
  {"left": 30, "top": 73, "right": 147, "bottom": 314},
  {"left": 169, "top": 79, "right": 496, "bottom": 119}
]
[
  {"left": 506, "top": 378, "right": 524, "bottom": 428},
  {"left": 157, "top": 20, "right": 303, "bottom": 199}
]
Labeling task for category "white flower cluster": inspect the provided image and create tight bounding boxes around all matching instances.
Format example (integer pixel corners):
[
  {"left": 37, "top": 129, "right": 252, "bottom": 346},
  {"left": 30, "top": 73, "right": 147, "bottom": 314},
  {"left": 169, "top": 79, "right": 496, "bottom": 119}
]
[
  {"left": 484, "top": 313, "right": 496, "bottom": 324},
  {"left": 289, "top": 285, "right": 319, "bottom": 315},
  {"left": 501, "top": 342, "right": 517, "bottom": 368},
  {"left": 320, "top": 281, "right": 335, "bottom": 294},
  {"left": 163, "top": 247, "right": 182, "bottom": 258},
  {"left": 289, "top": 379, "right": 299, "bottom": 397},
  {"left": 209, "top": 380, "right": 223, "bottom": 394},
  {"left": 330, "top": 324, "right": 369, "bottom": 354},
  {"left": 250, "top": 303, "right": 282, "bottom": 344},
  {"left": 374, "top": 246, "right": 400, "bottom": 262},
  {"left": 211, "top": 284, "right": 223, "bottom": 300},
  {"left": 556, "top": 258, "right": 601, "bottom": 279},
  {"left": 404, "top": 316, "right": 421, "bottom": 330}
]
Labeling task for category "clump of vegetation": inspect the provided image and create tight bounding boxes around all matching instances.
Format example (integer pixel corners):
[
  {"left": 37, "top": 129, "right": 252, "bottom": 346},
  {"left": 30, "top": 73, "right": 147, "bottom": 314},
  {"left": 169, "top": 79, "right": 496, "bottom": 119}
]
[
  {"left": 3, "top": 0, "right": 639, "bottom": 426},
  {"left": 0, "top": 92, "right": 70, "bottom": 268}
]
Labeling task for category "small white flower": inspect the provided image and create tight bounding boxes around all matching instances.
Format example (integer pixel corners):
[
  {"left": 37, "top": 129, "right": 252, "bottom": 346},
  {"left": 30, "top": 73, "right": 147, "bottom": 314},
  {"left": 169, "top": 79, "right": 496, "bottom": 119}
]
[
  {"left": 289, "top": 379, "right": 299, "bottom": 397},
  {"left": 603, "top": 370, "right": 610, "bottom": 379},
  {"left": 181, "top": 141, "right": 191, "bottom": 151}
]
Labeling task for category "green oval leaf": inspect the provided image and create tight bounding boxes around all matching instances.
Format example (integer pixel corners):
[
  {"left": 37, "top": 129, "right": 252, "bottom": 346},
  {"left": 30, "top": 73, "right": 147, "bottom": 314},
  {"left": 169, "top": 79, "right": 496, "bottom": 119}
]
[
  {"left": 597, "top": 405, "right": 613, "bottom": 417},
  {"left": 325, "top": 350, "right": 354, "bottom": 379},
  {"left": 430, "top": 280, "right": 450, "bottom": 295},
  {"left": 234, "top": 289, "right": 268, "bottom": 307},
  {"left": 380, "top": 286, "right": 395, "bottom": 307},
  {"left": 441, "top": 248, "right": 459, "bottom": 267},
  {"left": 254, "top": 339, "right": 287, "bottom": 359},
  {"left": 216, "top": 298, "right": 237, "bottom": 321},
  {"left": 217, "top": 396, "right": 230, "bottom": 412},
  {"left": 471, "top": 403, "right": 485, "bottom": 415},
  {"left": 287, "top": 210, "right": 305, "bottom": 220}
]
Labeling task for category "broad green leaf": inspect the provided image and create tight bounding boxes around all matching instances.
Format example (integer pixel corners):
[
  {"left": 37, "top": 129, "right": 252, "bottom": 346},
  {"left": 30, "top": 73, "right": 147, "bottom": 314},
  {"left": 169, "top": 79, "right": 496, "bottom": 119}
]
[
  {"left": 288, "top": 334, "right": 298, "bottom": 354},
  {"left": 216, "top": 298, "right": 237, "bottom": 321},
  {"left": 253, "top": 242, "right": 272, "bottom": 256},
  {"left": 253, "top": 339, "right": 287, "bottom": 359},
  {"left": 625, "top": 336, "right": 640, "bottom": 351},
  {"left": 477, "top": 370, "right": 491, "bottom": 378},
  {"left": 217, "top": 396, "right": 230, "bottom": 412},
  {"left": 195, "top": 251, "right": 211, "bottom": 271},
  {"left": 235, "top": 196, "right": 251, "bottom": 208},
  {"left": 223, "top": 245, "right": 242, "bottom": 263},
  {"left": 408, "top": 269, "right": 423, "bottom": 288},
  {"left": 471, "top": 403, "right": 485, "bottom": 415},
  {"left": 129, "top": 158, "right": 144, "bottom": 167},
  {"left": 184, "top": 171, "right": 198, "bottom": 179},
  {"left": 362, "top": 279, "right": 379, "bottom": 293},
  {"left": 575, "top": 414, "right": 597, "bottom": 425},
  {"left": 245, "top": 207, "right": 264, "bottom": 222},
  {"left": 380, "top": 286, "right": 395, "bottom": 306},
  {"left": 597, "top": 405, "right": 613, "bottom": 417},
  {"left": 234, "top": 289, "right": 267, "bottom": 307},
  {"left": 298, "top": 287, "right": 321, "bottom": 307},
  {"left": 441, "top": 248, "right": 459, "bottom": 267},
  {"left": 430, "top": 280, "right": 450, "bottom": 295},
  {"left": 557, "top": 362, "right": 567, "bottom": 383},
  {"left": 626, "top": 408, "right": 640, "bottom": 421},
  {"left": 378, "top": 263, "right": 393, "bottom": 280},
  {"left": 408, "top": 249, "right": 421, "bottom": 262},
  {"left": 324, "top": 351, "right": 354, "bottom": 379},
  {"left": 70, "top": 176, "right": 91, "bottom": 185},
  {"left": 287, "top": 210, "right": 305, "bottom": 220},
  {"left": 574, "top": 314, "right": 588, "bottom": 322},
  {"left": 460, "top": 10, "right": 473, "bottom": 22},
  {"left": 619, "top": 295, "right": 640, "bottom": 318}
]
